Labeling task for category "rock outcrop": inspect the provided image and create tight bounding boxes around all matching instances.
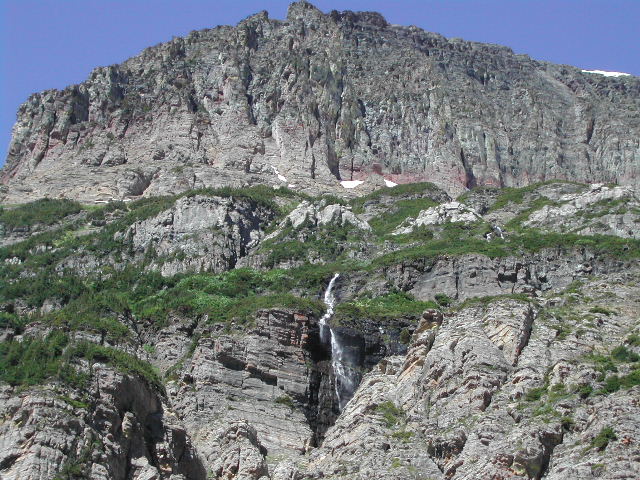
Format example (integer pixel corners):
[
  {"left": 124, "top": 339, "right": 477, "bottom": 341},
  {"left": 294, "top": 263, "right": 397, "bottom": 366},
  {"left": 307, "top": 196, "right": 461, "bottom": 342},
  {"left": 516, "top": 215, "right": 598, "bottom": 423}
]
[
  {"left": 307, "top": 275, "right": 640, "bottom": 479},
  {"left": 0, "top": 368, "right": 205, "bottom": 480},
  {"left": 264, "top": 200, "right": 371, "bottom": 241},
  {"left": 2, "top": 123, "right": 640, "bottom": 479},
  {"left": 2, "top": 2, "right": 640, "bottom": 203},
  {"left": 119, "top": 194, "right": 276, "bottom": 276},
  {"left": 392, "top": 201, "right": 481, "bottom": 234},
  {"left": 524, "top": 183, "right": 640, "bottom": 239}
]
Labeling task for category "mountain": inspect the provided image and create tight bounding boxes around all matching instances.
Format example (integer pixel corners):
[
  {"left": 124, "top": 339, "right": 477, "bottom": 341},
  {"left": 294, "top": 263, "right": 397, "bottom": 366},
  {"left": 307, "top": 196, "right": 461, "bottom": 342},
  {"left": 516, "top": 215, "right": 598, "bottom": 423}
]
[
  {"left": 1, "top": 2, "right": 640, "bottom": 480},
  {"left": 2, "top": 1, "right": 639, "bottom": 204}
]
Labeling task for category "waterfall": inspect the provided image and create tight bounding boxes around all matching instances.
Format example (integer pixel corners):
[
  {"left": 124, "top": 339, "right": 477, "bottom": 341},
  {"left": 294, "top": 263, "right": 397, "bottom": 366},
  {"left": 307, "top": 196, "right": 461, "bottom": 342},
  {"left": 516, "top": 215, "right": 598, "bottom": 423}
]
[
  {"left": 319, "top": 273, "right": 339, "bottom": 344},
  {"left": 319, "top": 274, "right": 360, "bottom": 411}
]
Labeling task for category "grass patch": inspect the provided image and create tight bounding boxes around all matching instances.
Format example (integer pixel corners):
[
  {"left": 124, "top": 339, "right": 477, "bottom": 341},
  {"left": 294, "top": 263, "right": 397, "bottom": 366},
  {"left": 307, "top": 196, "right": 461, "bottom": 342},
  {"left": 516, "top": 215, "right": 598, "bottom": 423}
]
[
  {"left": 133, "top": 268, "right": 325, "bottom": 327},
  {"left": 367, "top": 197, "right": 439, "bottom": 236},
  {"left": 259, "top": 219, "right": 367, "bottom": 268},
  {"left": 487, "top": 180, "right": 585, "bottom": 212},
  {"left": 0, "top": 331, "right": 162, "bottom": 392},
  {"left": 0, "top": 198, "right": 83, "bottom": 229},
  {"left": 68, "top": 341, "right": 163, "bottom": 392},
  {"left": 0, "top": 331, "right": 85, "bottom": 388},
  {"left": 275, "top": 394, "right": 295, "bottom": 410},
  {"left": 589, "top": 306, "right": 616, "bottom": 316},
  {"left": 334, "top": 291, "right": 437, "bottom": 324},
  {"left": 350, "top": 182, "right": 444, "bottom": 212},
  {"left": 376, "top": 401, "right": 405, "bottom": 428},
  {"left": 524, "top": 386, "right": 547, "bottom": 402},
  {"left": 590, "top": 427, "right": 617, "bottom": 451}
]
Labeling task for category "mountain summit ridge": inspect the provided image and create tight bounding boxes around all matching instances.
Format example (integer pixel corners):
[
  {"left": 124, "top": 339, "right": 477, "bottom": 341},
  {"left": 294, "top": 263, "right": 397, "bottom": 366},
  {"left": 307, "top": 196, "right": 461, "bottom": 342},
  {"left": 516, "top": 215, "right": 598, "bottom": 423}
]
[{"left": 1, "top": 0, "right": 639, "bottom": 204}]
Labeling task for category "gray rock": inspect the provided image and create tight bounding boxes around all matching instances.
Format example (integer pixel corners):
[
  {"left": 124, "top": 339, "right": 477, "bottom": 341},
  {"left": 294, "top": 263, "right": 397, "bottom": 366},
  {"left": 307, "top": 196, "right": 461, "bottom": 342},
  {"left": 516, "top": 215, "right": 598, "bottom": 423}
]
[
  {"left": 524, "top": 183, "right": 640, "bottom": 239},
  {"left": 3, "top": 2, "right": 640, "bottom": 203},
  {"left": 392, "top": 201, "right": 482, "bottom": 234}
]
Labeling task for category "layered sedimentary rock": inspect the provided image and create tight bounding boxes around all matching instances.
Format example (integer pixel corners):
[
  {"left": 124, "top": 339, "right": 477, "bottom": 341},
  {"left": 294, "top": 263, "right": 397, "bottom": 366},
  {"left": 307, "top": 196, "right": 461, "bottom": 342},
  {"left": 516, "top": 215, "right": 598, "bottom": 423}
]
[
  {"left": 1, "top": 180, "right": 640, "bottom": 479},
  {"left": 305, "top": 275, "right": 640, "bottom": 480},
  {"left": 2, "top": 1, "right": 640, "bottom": 472},
  {"left": 2, "top": 1, "right": 640, "bottom": 203}
]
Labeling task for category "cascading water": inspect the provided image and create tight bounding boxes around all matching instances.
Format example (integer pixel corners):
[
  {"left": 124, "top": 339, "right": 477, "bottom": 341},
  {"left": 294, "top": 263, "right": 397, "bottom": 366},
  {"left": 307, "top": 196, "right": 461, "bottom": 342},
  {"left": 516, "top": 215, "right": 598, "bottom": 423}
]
[
  {"left": 319, "top": 274, "right": 360, "bottom": 411},
  {"left": 318, "top": 273, "right": 339, "bottom": 344}
]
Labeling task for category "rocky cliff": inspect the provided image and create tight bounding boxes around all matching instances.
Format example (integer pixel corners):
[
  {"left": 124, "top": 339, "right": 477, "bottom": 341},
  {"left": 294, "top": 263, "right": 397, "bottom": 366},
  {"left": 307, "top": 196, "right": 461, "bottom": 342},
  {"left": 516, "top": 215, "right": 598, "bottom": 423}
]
[
  {"left": 2, "top": 1, "right": 640, "bottom": 204},
  {"left": 2, "top": 1, "right": 640, "bottom": 479},
  {"left": 1, "top": 180, "right": 639, "bottom": 479}
]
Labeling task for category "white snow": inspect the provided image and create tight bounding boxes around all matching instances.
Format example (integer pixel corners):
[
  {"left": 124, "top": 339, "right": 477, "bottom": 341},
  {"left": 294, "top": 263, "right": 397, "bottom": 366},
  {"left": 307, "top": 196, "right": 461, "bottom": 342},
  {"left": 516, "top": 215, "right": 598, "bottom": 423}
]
[
  {"left": 270, "top": 165, "right": 287, "bottom": 182},
  {"left": 384, "top": 179, "right": 398, "bottom": 187},
  {"left": 288, "top": 184, "right": 296, "bottom": 189},
  {"left": 581, "top": 69, "right": 631, "bottom": 78},
  {"left": 340, "top": 180, "right": 365, "bottom": 189}
]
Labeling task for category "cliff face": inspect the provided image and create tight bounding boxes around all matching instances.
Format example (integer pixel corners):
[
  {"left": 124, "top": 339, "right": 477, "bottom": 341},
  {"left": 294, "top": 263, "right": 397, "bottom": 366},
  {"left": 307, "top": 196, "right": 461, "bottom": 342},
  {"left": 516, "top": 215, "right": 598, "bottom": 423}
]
[
  {"left": 2, "top": 1, "right": 640, "bottom": 478},
  {"left": 2, "top": 1, "right": 640, "bottom": 203},
  {"left": 1, "top": 180, "right": 640, "bottom": 479}
]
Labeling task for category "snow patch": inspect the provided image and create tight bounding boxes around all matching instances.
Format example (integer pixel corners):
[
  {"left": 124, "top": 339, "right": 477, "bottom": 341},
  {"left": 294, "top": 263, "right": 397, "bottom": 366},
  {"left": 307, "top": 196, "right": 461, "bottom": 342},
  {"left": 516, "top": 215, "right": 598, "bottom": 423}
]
[
  {"left": 270, "top": 165, "right": 287, "bottom": 182},
  {"left": 340, "top": 180, "right": 364, "bottom": 189},
  {"left": 384, "top": 179, "right": 398, "bottom": 187},
  {"left": 581, "top": 69, "right": 631, "bottom": 78}
]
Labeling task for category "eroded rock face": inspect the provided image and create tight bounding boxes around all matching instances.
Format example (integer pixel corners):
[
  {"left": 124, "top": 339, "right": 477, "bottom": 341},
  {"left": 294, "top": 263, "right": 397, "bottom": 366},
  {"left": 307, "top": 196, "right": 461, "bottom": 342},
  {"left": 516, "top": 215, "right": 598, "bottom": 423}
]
[
  {"left": 165, "top": 309, "right": 332, "bottom": 465},
  {"left": 306, "top": 276, "right": 640, "bottom": 479},
  {"left": 392, "top": 201, "right": 482, "bottom": 234},
  {"left": 385, "top": 249, "right": 627, "bottom": 301},
  {"left": 3, "top": 2, "right": 640, "bottom": 203},
  {"left": 119, "top": 194, "right": 275, "bottom": 276},
  {"left": 266, "top": 201, "right": 371, "bottom": 238},
  {"left": 0, "top": 368, "right": 205, "bottom": 480},
  {"left": 210, "top": 422, "right": 269, "bottom": 480},
  {"left": 524, "top": 183, "right": 640, "bottom": 239}
]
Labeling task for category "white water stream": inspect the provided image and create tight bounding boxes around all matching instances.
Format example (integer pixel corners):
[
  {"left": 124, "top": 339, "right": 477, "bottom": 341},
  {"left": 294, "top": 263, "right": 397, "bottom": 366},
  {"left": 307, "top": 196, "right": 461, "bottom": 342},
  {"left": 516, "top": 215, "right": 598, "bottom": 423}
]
[{"left": 319, "top": 273, "right": 360, "bottom": 411}]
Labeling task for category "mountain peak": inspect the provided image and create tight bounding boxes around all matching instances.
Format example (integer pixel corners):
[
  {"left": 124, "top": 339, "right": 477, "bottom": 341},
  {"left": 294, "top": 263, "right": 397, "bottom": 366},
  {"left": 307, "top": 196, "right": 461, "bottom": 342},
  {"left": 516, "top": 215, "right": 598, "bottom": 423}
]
[{"left": 1, "top": 2, "right": 639, "bottom": 204}]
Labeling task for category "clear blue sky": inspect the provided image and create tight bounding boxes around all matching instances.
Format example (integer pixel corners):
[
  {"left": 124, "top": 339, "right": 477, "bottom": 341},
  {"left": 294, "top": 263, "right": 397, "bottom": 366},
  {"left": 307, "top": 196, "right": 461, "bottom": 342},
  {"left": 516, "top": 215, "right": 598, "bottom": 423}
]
[{"left": 1, "top": 0, "right": 639, "bottom": 165}]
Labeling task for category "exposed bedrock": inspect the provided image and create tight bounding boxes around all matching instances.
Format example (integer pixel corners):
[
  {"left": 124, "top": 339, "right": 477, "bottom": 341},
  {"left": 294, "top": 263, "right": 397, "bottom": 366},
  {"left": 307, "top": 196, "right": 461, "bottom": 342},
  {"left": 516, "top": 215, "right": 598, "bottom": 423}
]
[{"left": 2, "top": 1, "right": 639, "bottom": 203}]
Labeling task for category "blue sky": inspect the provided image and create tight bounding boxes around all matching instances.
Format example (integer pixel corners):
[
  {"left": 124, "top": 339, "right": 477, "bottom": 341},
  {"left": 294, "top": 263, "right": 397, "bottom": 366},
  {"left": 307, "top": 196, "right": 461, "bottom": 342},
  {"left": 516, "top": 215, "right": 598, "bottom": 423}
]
[{"left": 1, "top": 0, "right": 639, "bottom": 165}]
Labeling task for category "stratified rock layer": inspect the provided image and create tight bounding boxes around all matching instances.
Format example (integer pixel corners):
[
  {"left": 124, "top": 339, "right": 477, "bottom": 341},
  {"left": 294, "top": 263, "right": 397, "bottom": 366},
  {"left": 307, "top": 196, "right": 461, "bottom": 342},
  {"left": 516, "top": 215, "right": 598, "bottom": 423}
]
[{"left": 2, "top": 1, "right": 640, "bottom": 203}]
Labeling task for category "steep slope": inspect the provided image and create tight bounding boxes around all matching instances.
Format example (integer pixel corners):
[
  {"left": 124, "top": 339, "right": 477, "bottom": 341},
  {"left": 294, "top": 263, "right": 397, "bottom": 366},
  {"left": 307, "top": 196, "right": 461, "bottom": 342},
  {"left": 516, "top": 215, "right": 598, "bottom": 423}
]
[
  {"left": 2, "top": 1, "right": 640, "bottom": 204},
  {"left": 1, "top": 181, "right": 639, "bottom": 479}
]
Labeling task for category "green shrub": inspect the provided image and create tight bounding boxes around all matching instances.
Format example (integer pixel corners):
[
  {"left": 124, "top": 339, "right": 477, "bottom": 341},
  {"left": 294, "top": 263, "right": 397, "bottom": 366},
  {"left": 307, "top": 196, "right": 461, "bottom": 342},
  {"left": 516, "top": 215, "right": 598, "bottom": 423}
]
[
  {"left": 376, "top": 401, "right": 405, "bottom": 428},
  {"left": 611, "top": 346, "right": 640, "bottom": 363},
  {"left": 620, "top": 369, "right": 640, "bottom": 388},
  {"left": 275, "top": 395, "right": 295, "bottom": 409},
  {"left": 587, "top": 353, "right": 618, "bottom": 373},
  {"left": 589, "top": 306, "right": 616, "bottom": 316},
  {"left": 391, "top": 430, "right": 414, "bottom": 441},
  {"left": 434, "top": 293, "right": 452, "bottom": 307},
  {"left": 590, "top": 427, "right": 617, "bottom": 451},
  {"left": 576, "top": 384, "right": 593, "bottom": 398},
  {"left": 68, "top": 341, "right": 163, "bottom": 392},
  {"left": 487, "top": 181, "right": 585, "bottom": 212},
  {"left": 350, "top": 182, "right": 443, "bottom": 212},
  {"left": 0, "top": 198, "right": 83, "bottom": 229},
  {"left": 524, "top": 386, "right": 546, "bottom": 402},
  {"left": 334, "top": 291, "right": 437, "bottom": 324},
  {"left": 0, "top": 312, "right": 25, "bottom": 332},
  {"left": 560, "top": 416, "right": 575, "bottom": 431},
  {"left": 0, "top": 331, "right": 68, "bottom": 386},
  {"left": 367, "top": 197, "right": 439, "bottom": 236},
  {"left": 599, "top": 375, "right": 621, "bottom": 394},
  {"left": 399, "top": 328, "right": 412, "bottom": 344}
]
